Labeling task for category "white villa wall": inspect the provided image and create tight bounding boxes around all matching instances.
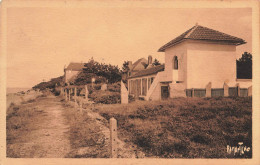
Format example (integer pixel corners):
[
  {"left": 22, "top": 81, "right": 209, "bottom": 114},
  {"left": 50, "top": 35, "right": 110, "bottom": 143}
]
[
  {"left": 186, "top": 41, "right": 237, "bottom": 89},
  {"left": 169, "top": 82, "right": 186, "bottom": 97},
  {"left": 164, "top": 42, "right": 188, "bottom": 97},
  {"left": 165, "top": 42, "right": 188, "bottom": 85},
  {"left": 149, "top": 83, "right": 161, "bottom": 100},
  {"left": 65, "top": 70, "right": 80, "bottom": 83}
]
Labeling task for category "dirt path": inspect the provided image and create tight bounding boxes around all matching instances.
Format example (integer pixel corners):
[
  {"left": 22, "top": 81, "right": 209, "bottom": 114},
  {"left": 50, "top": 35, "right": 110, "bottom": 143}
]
[{"left": 7, "top": 95, "right": 71, "bottom": 158}]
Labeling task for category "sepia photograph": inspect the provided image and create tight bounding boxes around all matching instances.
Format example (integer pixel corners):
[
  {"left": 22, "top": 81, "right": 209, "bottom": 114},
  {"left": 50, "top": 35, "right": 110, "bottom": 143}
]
[{"left": 0, "top": 0, "right": 259, "bottom": 164}]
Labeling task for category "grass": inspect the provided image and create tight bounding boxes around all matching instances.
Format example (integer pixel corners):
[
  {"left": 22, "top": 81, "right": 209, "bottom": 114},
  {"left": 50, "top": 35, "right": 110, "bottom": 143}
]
[
  {"left": 89, "top": 90, "right": 120, "bottom": 104},
  {"left": 6, "top": 98, "right": 46, "bottom": 157},
  {"left": 94, "top": 97, "right": 252, "bottom": 158},
  {"left": 62, "top": 101, "right": 110, "bottom": 158}
]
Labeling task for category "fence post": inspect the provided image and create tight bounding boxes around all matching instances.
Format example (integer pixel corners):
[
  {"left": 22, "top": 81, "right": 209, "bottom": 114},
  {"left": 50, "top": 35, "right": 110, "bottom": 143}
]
[
  {"left": 206, "top": 82, "right": 212, "bottom": 97},
  {"left": 74, "top": 87, "right": 77, "bottom": 102},
  {"left": 85, "top": 85, "right": 89, "bottom": 100},
  {"left": 60, "top": 87, "right": 63, "bottom": 96},
  {"left": 192, "top": 88, "right": 195, "bottom": 97},
  {"left": 248, "top": 86, "right": 252, "bottom": 96},
  {"left": 65, "top": 88, "right": 68, "bottom": 101},
  {"left": 79, "top": 99, "right": 82, "bottom": 113},
  {"left": 236, "top": 83, "right": 240, "bottom": 97},
  {"left": 68, "top": 88, "right": 71, "bottom": 101},
  {"left": 224, "top": 82, "right": 229, "bottom": 97},
  {"left": 110, "top": 117, "right": 117, "bottom": 158}
]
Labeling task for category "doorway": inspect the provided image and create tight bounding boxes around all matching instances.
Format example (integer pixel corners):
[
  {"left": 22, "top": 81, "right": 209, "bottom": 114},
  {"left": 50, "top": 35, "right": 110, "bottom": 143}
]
[{"left": 161, "top": 85, "right": 169, "bottom": 99}]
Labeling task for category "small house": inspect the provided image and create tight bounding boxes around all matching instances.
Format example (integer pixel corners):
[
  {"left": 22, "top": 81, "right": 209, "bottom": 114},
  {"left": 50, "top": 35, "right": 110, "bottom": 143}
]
[
  {"left": 64, "top": 62, "right": 85, "bottom": 84},
  {"left": 127, "top": 24, "right": 248, "bottom": 100}
]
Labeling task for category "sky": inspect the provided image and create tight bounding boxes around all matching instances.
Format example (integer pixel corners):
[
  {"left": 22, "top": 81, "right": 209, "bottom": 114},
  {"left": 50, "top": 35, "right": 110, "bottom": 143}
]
[{"left": 7, "top": 7, "right": 252, "bottom": 88}]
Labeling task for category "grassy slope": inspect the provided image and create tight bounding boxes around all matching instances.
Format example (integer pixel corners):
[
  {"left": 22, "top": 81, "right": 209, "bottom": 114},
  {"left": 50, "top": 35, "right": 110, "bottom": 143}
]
[
  {"left": 95, "top": 97, "right": 252, "bottom": 158},
  {"left": 62, "top": 101, "right": 110, "bottom": 158},
  {"left": 6, "top": 97, "right": 47, "bottom": 157}
]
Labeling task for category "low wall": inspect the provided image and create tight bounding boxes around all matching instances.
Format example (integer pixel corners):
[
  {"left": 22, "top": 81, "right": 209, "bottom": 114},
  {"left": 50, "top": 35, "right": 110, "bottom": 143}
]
[{"left": 186, "top": 85, "right": 252, "bottom": 98}]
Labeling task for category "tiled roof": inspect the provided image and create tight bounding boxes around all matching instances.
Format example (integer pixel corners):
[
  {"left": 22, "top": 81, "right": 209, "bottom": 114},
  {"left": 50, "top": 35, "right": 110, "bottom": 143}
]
[
  {"left": 131, "top": 58, "right": 148, "bottom": 71},
  {"left": 128, "top": 64, "right": 165, "bottom": 79},
  {"left": 158, "top": 25, "right": 246, "bottom": 52},
  {"left": 65, "top": 62, "right": 85, "bottom": 71}
]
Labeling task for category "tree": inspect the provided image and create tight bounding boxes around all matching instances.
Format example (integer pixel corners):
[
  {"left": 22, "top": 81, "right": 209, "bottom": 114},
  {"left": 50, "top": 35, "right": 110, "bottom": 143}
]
[
  {"left": 152, "top": 58, "right": 161, "bottom": 66},
  {"left": 237, "top": 52, "right": 252, "bottom": 79},
  {"left": 122, "top": 61, "right": 130, "bottom": 73},
  {"left": 79, "top": 58, "right": 122, "bottom": 84}
]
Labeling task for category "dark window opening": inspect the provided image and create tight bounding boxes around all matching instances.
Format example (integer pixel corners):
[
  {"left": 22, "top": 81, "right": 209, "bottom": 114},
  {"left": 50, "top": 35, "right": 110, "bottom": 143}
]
[{"left": 173, "top": 56, "right": 178, "bottom": 70}]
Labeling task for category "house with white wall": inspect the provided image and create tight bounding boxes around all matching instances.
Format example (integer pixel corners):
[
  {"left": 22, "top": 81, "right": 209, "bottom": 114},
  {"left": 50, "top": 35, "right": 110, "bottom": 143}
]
[
  {"left": 64, "top": 62, "right": 85, "bottom": 84},
  {"left": 127, "top": 24, "right": 250, "bottom": 100}
]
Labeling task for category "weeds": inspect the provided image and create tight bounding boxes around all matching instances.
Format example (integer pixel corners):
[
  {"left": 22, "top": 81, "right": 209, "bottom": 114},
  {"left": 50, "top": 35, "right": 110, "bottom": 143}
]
[{"left": 95, "top": 97, "right": 252, "bottom": 158}]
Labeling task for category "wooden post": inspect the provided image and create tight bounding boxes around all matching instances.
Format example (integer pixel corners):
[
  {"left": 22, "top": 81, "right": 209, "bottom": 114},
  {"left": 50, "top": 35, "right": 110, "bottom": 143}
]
[
  {"left": 110, "top": 117, "right": 117, "bottom": 158},
  {"left": 74, "top": 87, "right": 77, "bottom": 102},
  {"left": 85, "top": 85, "right": 89, "bottom": 100},
  {"left": 140, "top": 78, "right": 143, "bottom": 95},
  {"left": 236, "top": 83, "right": 240, "bottom": 97},
  {"left": 206, "top": 82, "right": 212, "bottom": 97},
  {"left": 248, "top": 86, "right": 252, "bottom": 96},
  {"left": 79, "top": 99, "right": 82, "bottom": 113},
  {"left": 60, "top": 87, "right": 63, "bottom": 96},
  {"left": 224, "top": 82, "right": 229, "bottom": 97},
  {"left": 192, "top": 88, "right": 195, "bottom": 97},
  {"left": 68, "top": 88, "right": 71, "bottom": 101},
  {"left": 65, "top": 89, "right": 68, "bottom": 101}
]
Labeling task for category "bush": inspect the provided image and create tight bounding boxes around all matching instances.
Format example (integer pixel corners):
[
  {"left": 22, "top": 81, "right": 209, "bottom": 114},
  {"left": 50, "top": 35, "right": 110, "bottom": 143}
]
[
  {"left": 33, "top": 76, "right": 64, "bottom": 91},
  {"left": 107, "top": 82, "right": 121, "bottom": 92},
  {"left": 89, "top": 90, "right": 120, "bottom": 104}
]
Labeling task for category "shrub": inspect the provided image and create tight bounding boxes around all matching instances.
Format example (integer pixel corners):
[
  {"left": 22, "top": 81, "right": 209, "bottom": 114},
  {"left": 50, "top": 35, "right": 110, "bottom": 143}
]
[
  {"left": 33, "top": 76, "right": 64, "bottom": 91},
  {"left": 89, "top": 90, "right": 120, "bottom": 104},
  {"left": 107, "top": 82, "right": 121, "bottom": 92}
]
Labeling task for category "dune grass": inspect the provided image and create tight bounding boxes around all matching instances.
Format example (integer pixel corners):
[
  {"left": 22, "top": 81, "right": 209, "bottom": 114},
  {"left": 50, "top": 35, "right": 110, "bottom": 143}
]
[
  {"left": 62, "top": 102, "right": 110, "bottom": 158},
  {"left": 6, "top": 98, "right": 46, "bottom": 157},
  {"left": 94, "top": 97, "right": 252, "bottom": 158}
]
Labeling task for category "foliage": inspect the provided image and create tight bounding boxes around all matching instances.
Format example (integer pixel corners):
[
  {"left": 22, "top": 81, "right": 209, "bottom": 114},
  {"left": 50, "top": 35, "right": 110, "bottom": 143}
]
[
  {"left": 122, "top": 61, "right": 130, "bottom": 73},
  {"left": 107, "top": 82, "right": 121, "bottom": 92},
  {"left": 80, "top": 58, "right": 122, "bottom": 84},
  {"left": 33, "top": 76, "right": 64, "bottom": 91},
  {"left": 89, "top": 90, "right": 121, "bottom": 104},
  {"left": 74, "top": 72, "right": 106, "bottom": 85},
  {"left": 237, "top": 52, "right": 252, "bottom": 79}
]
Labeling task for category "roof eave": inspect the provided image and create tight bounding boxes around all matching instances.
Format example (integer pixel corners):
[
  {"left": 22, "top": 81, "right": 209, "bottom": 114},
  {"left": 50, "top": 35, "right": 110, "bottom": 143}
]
[{"left": 158, "top": 39, "right": 187, "bottom": 52}]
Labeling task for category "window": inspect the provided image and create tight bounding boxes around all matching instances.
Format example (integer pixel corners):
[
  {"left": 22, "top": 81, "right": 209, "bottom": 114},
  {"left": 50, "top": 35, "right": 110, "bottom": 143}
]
[{"left": 173, "top": 56, "right": 178, "bottom": 70}]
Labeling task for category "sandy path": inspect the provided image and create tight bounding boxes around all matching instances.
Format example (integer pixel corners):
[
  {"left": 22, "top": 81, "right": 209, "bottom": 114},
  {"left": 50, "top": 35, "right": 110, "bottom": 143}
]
[{"left": 8, "top": 95, "right": 71, "bottom": 158}]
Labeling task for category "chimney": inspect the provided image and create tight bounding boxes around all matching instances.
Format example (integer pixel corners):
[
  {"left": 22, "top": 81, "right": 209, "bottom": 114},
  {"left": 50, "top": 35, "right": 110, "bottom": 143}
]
[
  {"left": 148, "top": 55, "right": 152, "bottom": 65},
  {"left": 128, "top": 61, "right": 133, "bottom": 70}
]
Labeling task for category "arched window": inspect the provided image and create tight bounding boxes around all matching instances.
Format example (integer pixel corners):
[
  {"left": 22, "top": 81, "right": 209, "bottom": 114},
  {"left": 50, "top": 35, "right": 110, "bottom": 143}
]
[{"left": 173, "top": 56, "right": 178, "bottom": 70}]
